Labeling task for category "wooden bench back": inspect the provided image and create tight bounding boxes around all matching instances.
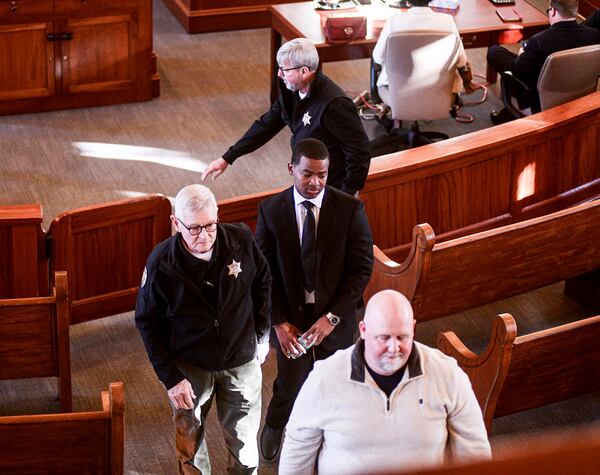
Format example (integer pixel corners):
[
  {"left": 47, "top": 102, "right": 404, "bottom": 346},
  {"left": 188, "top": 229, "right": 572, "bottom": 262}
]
[
  {"left": 218, "top": 93, "right": 600, "bottom": 261},
  {"left": 366, "top": 198, "right": 600, "bottom": 321},
  {"left": 0, "top": 204, "right": 47, "bottom": 298},
  {"left": 396, "top": 425, "right": 600, "bottom": 475},
  {"left": 437, "top": 314, "right": 600, "bottom": 431},
  {"left": 0, "top": 382, "right": 124, "bottom": 474},
  {"left": 0, "top": 271, "right": 71, "bottom": 412},
  {"left": 48, "top": 194, "right": 171, "bottom": 324}
]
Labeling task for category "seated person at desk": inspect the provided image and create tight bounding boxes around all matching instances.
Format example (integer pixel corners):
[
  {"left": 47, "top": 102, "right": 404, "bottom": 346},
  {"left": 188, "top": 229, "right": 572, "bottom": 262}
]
[
  {"left": 487, "top": 0, "right": 600, "bottom": 124},
  {"left": 372, "top": 0, "right": 474, "bottom": 99}
]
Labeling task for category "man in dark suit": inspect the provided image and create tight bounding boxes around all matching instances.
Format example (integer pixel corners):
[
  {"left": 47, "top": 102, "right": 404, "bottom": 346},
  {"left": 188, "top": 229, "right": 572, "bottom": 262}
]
[
  {"left": 255, "top": 138, "right": 374, "bottom": 462},
  {"left": 487, "top": 0, "right": 600, "bottom": 124}
]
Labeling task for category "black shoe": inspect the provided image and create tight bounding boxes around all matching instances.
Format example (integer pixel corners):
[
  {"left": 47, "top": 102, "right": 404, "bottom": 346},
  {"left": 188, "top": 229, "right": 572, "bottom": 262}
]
[
  {"left": 260, "top": 425, "right": 284, "bottom": 462},
  {"left": 490, "top": 108, "right": 517, "bottom": 125}
]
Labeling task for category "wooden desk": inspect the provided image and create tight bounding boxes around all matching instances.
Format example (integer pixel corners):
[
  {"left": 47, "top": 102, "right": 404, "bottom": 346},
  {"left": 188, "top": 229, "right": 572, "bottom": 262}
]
[{"left": 269, "top": 1, "right": 548, "bottom": 97}]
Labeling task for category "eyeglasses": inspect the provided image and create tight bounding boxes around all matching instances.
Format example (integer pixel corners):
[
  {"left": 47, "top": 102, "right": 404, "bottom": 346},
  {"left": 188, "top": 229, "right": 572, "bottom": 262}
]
[
  {"left": 177, "top": 218, "right": 218, "bottom": 235},
  {"left": 278, "top": 65, "right": 305, "bottom": 73}
]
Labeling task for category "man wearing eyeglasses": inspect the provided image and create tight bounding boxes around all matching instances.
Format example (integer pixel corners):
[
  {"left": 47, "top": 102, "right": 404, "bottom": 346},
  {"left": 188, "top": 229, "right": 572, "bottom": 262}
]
[
  {"left": 201, "top": 38, "right": 371, "bottom": 198},
  {"left": 135, "top": 184, "right": 272, "bottom": 475},
  {"left": 487, "top": 0, "right": 600, "bottom": 124}
]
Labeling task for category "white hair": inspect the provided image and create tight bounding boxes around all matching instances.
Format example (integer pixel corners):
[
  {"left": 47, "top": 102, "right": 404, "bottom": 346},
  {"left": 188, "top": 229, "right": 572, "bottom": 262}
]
[
  {"left": 174, "top": 184, "right": 217, "bottom": 219},
  {"left": 276, "top": 38, "right": 319, "bottom": 72}
]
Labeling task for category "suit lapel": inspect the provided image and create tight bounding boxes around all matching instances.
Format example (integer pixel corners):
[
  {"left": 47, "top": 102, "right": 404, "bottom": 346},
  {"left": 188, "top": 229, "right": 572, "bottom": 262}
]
[
  {"left": 281, "top": 187, "right": 301, "bottom": 252},
  {"left": 316, "top": 187, "right": 334, "bottom": 271}
]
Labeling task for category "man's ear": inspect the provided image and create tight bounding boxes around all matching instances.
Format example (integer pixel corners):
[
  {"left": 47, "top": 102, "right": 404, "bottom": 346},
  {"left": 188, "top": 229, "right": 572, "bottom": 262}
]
[
  {"left": 359, "top": 320, "right": 366, "bottom": 339},
  {"left": 288, "top": 162, "right": 294, "bottom": 175},
  {"left": 170, "top": 215, "right": 179, "bottom": 230}
]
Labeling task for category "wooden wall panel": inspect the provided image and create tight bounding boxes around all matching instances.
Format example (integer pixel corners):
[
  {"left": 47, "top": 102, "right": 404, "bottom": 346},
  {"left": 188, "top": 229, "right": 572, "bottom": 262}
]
[
  {"left": 410, "top": 200, "right": 600, "bottom": 320},
  {"left": 0, "top": 204, "right": 47, "bottom": 298},
  {"left": 0, "top": 305, "right": 55, "bottom": 379},
  {"left": 49, "top": 194, "right": 171, "bottom": 324}
]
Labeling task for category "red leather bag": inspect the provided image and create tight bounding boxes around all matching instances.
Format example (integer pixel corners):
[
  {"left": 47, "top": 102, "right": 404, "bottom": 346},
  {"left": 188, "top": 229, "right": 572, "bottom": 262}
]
[{"left": 323, "top": 15, "right": 367, "bottom": 43}]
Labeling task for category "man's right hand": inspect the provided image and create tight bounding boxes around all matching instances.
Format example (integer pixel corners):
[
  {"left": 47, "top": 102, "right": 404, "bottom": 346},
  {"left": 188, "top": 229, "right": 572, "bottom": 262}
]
[
  {"left": 274, "top": 322, "right": 307, "bottom": 359},
  {"left": 201, "top": 158, "right": 229, "bottom": 181},
  {"left": 168, "top": 379, "right": 196, "bottom": 410}
]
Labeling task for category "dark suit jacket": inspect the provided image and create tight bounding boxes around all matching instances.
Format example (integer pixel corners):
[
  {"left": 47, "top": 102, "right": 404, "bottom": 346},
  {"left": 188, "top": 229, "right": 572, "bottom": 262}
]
[
  {"left": 255, "top": 185, "right": 374, "bottom": 351},
  {"left": 511, "top": 21, "right": 600, "bottom": 89}
]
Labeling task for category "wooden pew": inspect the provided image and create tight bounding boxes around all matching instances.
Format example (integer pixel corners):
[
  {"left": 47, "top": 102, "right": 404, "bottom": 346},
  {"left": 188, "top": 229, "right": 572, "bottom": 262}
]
[
  {"left": 219, "top": 93, "right": 600, "bottom": 261},
  {"left": 394, "top": 424, "right": 600, "bottom": 475},
  {"left": 0, "top": 204, "right": 47, "bottom": 298},
  {"left": 0, "top": 271, "right": 71, "bottom": 412},
  {"left": 364, "top": 199, "right": 600, "bottom": 321},
  {"left": 437, "top": 313, "right": 600, "bottom": 431},
  {"left": 48, "top": 194, "right": 171, "bottom": 324},
  {"left": 0, "top": 382, "right": 124, "bottom": 475}
]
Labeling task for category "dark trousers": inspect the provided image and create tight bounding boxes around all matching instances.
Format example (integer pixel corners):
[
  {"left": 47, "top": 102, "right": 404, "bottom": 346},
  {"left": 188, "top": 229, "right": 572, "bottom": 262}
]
[
  {"left": 486, "top": 45, "right": 536, "bottom": 110},
  {"left": 486, "top": 45, "right": 517, "bottom": 74},
  {"left": 265, "top": 305, "right": 353, "bottom": 430},
  {"left": 265, "top": 339, "right": 335, "bottom": 430}
]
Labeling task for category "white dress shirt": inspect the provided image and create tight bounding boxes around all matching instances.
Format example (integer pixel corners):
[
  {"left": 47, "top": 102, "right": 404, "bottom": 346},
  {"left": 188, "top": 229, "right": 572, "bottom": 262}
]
[{"left": 293, "top": 186, "right": 325, "bottom": 303}]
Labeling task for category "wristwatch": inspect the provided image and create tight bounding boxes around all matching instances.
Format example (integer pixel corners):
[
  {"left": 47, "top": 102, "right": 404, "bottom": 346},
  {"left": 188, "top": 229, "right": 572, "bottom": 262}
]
[{"left": 325, "top": 312, "right": 340, "bottom": 326}]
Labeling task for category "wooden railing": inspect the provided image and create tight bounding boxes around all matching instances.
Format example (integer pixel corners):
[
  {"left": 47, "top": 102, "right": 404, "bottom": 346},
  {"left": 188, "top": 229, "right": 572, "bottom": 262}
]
[
  {"left": 438, "top": 313, "right": 600, "bottom": 432},
  {"left": 219, "top": 93, "right": 600, "bottom": 263},
  {"left": 0, "top": 382, "right": 124, "bottom": 474}
]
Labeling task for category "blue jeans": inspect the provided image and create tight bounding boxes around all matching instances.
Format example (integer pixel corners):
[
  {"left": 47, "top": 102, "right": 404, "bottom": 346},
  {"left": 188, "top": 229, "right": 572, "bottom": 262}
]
[{"left": 173, "top": 358, "right": 262, "bottom": 474}]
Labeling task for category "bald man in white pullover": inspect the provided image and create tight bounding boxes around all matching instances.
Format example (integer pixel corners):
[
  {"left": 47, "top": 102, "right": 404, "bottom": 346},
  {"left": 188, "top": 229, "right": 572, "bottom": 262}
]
[{"left": 279, "top": 290, "right": 490, "bottom": 475}]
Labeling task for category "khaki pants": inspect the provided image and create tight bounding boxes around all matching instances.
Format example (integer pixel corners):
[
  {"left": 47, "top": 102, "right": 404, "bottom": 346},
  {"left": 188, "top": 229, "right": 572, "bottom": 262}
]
[{"left": 173, "top": 358, "right": 262, "bottom": 475}]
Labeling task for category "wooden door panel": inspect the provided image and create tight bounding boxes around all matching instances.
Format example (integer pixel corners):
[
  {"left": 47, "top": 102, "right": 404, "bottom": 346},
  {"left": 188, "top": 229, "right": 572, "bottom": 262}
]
[
  {"left": 61, "top": 14, "right": 135, "bottom": 95},
  {"left": 0, "top": 22, "right": 54, "bottom": 100}
]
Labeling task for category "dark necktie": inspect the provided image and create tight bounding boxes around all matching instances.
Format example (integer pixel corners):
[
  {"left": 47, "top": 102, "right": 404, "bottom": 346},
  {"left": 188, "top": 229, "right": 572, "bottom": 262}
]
[{"left": 301, "top": 201, "right": 316, "bottom": 292}]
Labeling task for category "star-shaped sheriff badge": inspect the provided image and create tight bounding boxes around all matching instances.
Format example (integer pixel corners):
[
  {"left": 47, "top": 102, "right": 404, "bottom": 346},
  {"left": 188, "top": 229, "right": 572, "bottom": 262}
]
[
  {"left": 227, "top": 259, "right": 242, "bottom": 278},
  {"left": 302, "top": 111, "right": 311, "bottom": 126}
]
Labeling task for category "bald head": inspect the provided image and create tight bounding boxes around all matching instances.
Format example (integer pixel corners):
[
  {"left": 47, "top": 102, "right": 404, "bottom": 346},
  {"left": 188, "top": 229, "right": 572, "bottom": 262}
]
[{"left": 359, "top": 290, "right": 416, "bottom": 375}]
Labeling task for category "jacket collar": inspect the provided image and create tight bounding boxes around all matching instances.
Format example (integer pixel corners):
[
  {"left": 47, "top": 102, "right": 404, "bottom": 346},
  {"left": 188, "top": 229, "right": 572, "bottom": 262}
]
[
  {"left": 350, "top": 338, "right": 423, "bottom": 383},
  {"left": 279, "top": 70, "right": 327, "bottom": 104}
]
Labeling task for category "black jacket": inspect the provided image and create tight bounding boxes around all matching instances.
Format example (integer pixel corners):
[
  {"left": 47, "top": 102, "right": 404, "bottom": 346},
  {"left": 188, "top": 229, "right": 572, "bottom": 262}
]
[
  {"left": 584, "top": 9, "right": 600, "bottom": 32},
  {"left": 135, "top": 223, "right": 271, "bottom": 389},
  {"left": 222, "top": 72, "right": 371, "bottom": 195},
  {"left": 255, "top": 186, "right": 374, "bottom": 352},
  {"left": 511, "top": 21, "right": 600, "bottom": 89}
]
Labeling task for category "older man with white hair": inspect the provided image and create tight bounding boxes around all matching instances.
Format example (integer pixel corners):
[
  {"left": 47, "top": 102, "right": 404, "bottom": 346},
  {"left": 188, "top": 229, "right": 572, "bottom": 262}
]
[
  {"left": 202, "top": 37, "right": 370, "bottom": 197},
  {"left": 135, "top": 184, "right": 271, "bottom": 474},
  {"left": 279, "top": 289, "right": 491, "bottom": 475}
]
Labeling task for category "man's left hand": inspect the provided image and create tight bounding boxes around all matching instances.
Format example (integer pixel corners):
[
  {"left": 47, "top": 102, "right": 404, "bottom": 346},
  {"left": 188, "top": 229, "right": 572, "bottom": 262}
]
[{"left": 301, "top": 315, "right": 336, "bottom": 346}]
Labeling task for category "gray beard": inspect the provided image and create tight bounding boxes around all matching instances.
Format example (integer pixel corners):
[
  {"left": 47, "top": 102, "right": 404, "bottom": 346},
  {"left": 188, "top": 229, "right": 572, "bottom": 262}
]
[{"left": 378, "top": 355, "right": 404, "bottom": 375}]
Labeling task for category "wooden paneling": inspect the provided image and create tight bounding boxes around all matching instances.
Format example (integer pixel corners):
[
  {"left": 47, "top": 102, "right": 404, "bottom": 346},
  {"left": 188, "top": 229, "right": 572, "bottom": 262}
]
[
  {"left": 438, "top": 314, "right": 600, "bottom": 431},
  {"left": 0, "top": 272, "right": 71, "bottom": 412},
  {"left": 367, "top": 199, "right": 600, "bottom": 322},
  {"left": 0, "top": 0, "right": 157, "bottom": 116},
  {"left": 48, "top": 194, "right": 172, "bottom": 324},
  {"left": 0, "top": 0, "right": 54, "bottom": 18},
  {"left": 0, "top": 204, "right": 47, "bottom": 298},
  {"left": 161, "top": 0, "right": 309, "bottom": 34},
  {"left": 218, "top": 93, "right": 600, "bottom": 264},
  {"left": 0, "top": 382, "right": 124, "bottom": 474},
  {"left": 62, "top": 15, "right": 135, "bottom": 95},
  {"left": 398, "top": 425, "right": 600, "bottom": 475},
  {"left": 0, "top": 22, "right": 54, "bottom": 100}
]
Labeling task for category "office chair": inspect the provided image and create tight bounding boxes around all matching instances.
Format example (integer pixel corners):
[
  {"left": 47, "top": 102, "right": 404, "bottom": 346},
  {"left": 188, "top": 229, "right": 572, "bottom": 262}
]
[
  {"left": 500, "top": 44, "right": 600, "bottom": 119},
  {"left": 377, "top": 30, "right": 460, "bottom": 148}
]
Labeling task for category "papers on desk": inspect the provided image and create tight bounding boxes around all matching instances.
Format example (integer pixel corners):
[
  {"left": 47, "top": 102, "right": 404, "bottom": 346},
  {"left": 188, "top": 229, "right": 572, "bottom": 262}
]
[
  {"left": 315, "top": 0, "right": 359, "bottom": 10},
  {"left": 429, "top": 0, "right": 460, "bottom": 9}
]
